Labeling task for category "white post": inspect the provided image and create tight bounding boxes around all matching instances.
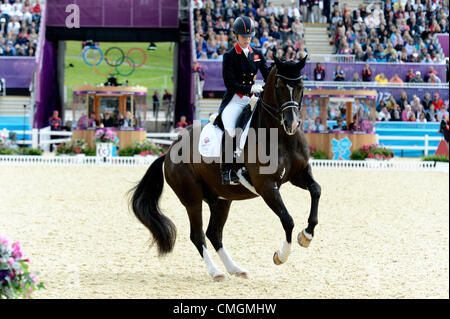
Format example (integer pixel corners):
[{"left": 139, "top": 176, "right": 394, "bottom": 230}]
[
  {"left": 32, "top": 129, "right": 38, "bottom": 149},
  {"left": 424, "top": 134, "right": 429, "bottom": 156}
]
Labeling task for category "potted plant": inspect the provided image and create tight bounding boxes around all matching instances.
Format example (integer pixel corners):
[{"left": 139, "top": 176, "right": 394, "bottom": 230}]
[{"left": 93, "top": 128, "right": 119, "bottom": 158}]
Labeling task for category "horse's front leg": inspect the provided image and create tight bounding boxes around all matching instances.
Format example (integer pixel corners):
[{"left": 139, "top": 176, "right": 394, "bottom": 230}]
[
  {"left": 290, "top": 164, "right": 321, "bottom": 248},
  {"left": 258, "top": 182, "right": 295, "bottom": 265}
]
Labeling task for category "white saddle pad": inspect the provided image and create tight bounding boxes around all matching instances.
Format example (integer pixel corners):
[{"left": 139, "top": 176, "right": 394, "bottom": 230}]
[{"left": 199, "top": 112, "right": 255, "bottom": 158}]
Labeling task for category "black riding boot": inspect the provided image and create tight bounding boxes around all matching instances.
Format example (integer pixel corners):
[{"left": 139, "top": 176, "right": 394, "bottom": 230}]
[{"left": 220, "top": 132, "right": 239, "bottom": 185}]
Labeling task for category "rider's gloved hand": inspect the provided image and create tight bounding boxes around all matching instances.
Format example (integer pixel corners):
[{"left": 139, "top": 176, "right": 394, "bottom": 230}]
[
  {"left": 250, "top": 84, "right": 263, "bottom": 94},
  {"left": 250, "top": 94, "right": 258, "bottom": 111}
]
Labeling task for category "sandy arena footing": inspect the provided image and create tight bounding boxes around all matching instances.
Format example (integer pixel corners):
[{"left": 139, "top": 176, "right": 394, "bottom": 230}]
[{"left": 0, "top": 166, "right": 448, "bottom": 298}]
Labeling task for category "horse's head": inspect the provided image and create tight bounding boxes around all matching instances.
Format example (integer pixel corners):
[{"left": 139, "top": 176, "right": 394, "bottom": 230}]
[{"left": 262, "top": 55, "right": 307, "bottom": 135}]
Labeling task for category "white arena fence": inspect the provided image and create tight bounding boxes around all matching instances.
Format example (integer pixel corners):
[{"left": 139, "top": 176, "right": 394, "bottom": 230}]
[
  {"left": 0, "top": 156, "right": 447, "bottom": 172},
  {"left": 4, "top": 128, "right": 443, "bottom": 157}
]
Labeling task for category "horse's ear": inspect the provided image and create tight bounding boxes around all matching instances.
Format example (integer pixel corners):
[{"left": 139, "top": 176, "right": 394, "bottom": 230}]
[
  {"left": 297, "top": 54, "right": 308, "bottom": 71},
  {"left": 274, "top": 55, "right": 282, "bottom": 69}
]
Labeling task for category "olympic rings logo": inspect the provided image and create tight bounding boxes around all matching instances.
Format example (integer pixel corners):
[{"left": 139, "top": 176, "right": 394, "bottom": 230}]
[{"left": 82, "top": 46, "right": 147, "bottom": 77}]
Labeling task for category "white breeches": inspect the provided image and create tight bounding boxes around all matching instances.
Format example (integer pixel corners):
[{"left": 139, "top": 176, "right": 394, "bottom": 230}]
[{"left": 222, "top": 94, "right": 251, "bottom": 137}]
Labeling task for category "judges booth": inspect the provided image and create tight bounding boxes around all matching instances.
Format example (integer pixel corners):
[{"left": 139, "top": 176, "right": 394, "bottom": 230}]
[
  {"left": 302, "top": 89, "right": 377, "bottom": 159},
  {"left": 71, "top": 84, "right": 147, "bottom": 149}
]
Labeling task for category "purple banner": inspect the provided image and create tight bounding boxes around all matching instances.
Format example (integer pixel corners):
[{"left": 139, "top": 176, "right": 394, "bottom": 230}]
[
  {"left": 199, "top": 60, "right": 447, "bottom": 91},
  {"left": 0, "top": 58, "right": 35, "bottom": 89},
  {"left": 436, "top": 34, "right": 449, "bottom": 58},
  {"left": 46, "top": 0, "right": 179, "bottom": 28}
]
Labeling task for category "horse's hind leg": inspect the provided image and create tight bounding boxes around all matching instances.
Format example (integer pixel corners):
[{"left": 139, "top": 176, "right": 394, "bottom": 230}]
[
  {"left": 290, "top": 165, "right": 321, "bottom": 248},
  {"left": 166, "top": 168, "right": 225, "bottom": 281},
  {"left": 186, "top": 202, "right": 226, "bottom": 282},
  {"left": 206, "top": 199, "right": 249, "bottom": 279}
]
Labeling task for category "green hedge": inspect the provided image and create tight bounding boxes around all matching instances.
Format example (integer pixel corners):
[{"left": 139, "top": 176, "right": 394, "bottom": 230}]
[{"left": 422, "top": 155, "right": 449, "bottom": 162}]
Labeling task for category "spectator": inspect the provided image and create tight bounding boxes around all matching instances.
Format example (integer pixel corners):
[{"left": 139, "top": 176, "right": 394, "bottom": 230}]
[
  {"left": 313, "top": 62, "right": 325, "bottom": 81},
  {"left": 417, "top": 111, "right": 427, "bottom": 123},
  {"left": 428, "top": 73, "right": 442, "bottom": 83},
  {"left": 88, "top": 112, "right": 98, "bottom": 128},
  {"left": 410, "top": 71, "right": 424, "bottom": 83},
  {"left": 391, "top": 110, "right": 402, "bottom": 121},
  {"left": 376, "top": 99, "right": 387, "bottom": 113},
  {"left": 402, "top": 105, "right": 413, "bottom": 121},
  {"left": 162, "top": 89, "right": 172, "bottom": 109},
  {"left": 407, "top": 112, "right": 416, "bottom": 122},
  {"left": 424, "top": 66, "right": 438, "bottom": 82},
  {"left": 48, "top": 110, "right": 62, "bottom": 152},
  {"left": 313, "top": 116, "right": 325, "bottom": 132},
  {"left": 405, "top": 68, "right": 415, "bottom": 82},
  {"left": 176, "top": 115, "right": 189, "bottom": 129},
  {"left": 362, "top": 63, "right": 372, "bottom": 81},
  {"left": 426, "top": 105, "right": 438, "bottom": 122},
  {"left": 422, "top": 92, "right": 433, "bottom": 111},
  {"left": 352, "top": 72, "right": 362, "bottom": 82},
  {"left": 119, "top": 112, "right": 132, "bottom": 128},
  {"left": 152, "top": 90, "right": 160, "bottom": 118},
  {"left": 332, "top": 117, "right": 347, "bottom": 130},
  {"left": 398, "top": 91, "right": 409, "bottom": 111},
  {"left": 378, "top": 107, "right": 391, "bottom": 121},
  {"left": 389, "top": 74, "right": 404, "bottom": 84},
  {"left": 333, "top": 64, "right": 345, "bottom": 81},
  {"left": 102, "top": 112, "right": 114, "bottom": 127},
  {"left": 374, "top": 73, "right": 388, "bottom": 84},
  {"left": 432, "top": 93, "right": 444, "bottom": 111}
]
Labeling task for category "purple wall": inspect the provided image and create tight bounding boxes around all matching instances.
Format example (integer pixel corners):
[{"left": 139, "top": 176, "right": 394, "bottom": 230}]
[
  {"left": 199, "top": 60, "right": 447, "bottom": 91},
  {"left": 0, "top": 58, "right": 35, "bottom": 89},
  {"left": 436, "top": 34, "right": 449, "bottom": 58},
  {"left": 46, "top": 0, "right": 179, "bottom": 28},
  {"left": 34, "top": 41, "right": 61, "bottom": 129}
]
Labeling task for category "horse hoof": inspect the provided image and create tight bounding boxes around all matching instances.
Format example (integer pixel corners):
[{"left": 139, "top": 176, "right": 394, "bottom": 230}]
[
  {"left": 234, "top": 271, "right": 249, "bottom": 279},
  {"left": 298, "top": 230, "right": 312, "bottom": 248},
  {"left": 273, "top": 252, "right": 283, "bottom": 265},
  {"left": 213, "top": 274, "right": 226, "bottom": 282}
]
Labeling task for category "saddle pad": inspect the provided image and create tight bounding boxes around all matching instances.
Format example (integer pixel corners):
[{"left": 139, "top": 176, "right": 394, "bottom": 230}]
[{"left": 199, "top": 111, "right": 255, "bottom": 158}]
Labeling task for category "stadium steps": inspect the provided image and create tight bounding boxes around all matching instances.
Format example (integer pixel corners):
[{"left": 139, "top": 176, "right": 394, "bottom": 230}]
[
  {"left": 303, "top": 23, "right": 333, "bottom": 61},
  {"left": 198, "top": 99, "right": 221, "bottom": 121},
  {"left": 0, "top": 96, "right": 32, "bottom": 117}
]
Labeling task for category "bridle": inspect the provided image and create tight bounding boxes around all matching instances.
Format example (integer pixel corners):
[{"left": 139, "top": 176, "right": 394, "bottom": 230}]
[{"left": 259, "top": 72, "right": 304, "bottom": 135}]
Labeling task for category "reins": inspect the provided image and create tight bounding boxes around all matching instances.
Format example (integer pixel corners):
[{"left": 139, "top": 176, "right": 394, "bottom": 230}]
[{"left": 257, "top": 72, "right": 304, "bottom": 130}]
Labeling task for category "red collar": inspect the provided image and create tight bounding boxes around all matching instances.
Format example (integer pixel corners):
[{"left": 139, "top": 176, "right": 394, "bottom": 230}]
[{"left": 234, "top": 43, "right": 253, "bottom": 55}]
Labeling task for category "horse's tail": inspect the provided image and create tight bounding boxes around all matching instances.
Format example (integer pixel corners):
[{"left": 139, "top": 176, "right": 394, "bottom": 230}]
[{"left": 130, "top": 154, "right": 176, "bottom": 256}]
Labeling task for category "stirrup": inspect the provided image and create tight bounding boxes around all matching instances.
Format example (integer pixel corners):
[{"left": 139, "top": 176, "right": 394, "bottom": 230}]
[{"left": 221, "top": 169, "right": 239, "bottom": 185}]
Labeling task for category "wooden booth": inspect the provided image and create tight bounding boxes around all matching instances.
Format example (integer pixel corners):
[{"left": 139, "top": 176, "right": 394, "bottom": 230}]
[
  {"left": 302, "top": 89, "right": 377, "bottom": 159},
  {"left": 71, "top": 85, "right": 147, "bottom": 149}
]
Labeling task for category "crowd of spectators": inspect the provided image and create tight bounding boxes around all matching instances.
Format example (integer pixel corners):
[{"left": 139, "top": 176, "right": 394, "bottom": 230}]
[
  {"left": 0, "top": 0, "right": 41, "bottom": 57},
  {"left": 194, "top": 0, "right": 448, "bottom": 64},
  {"left": 375, "top": 90, "right": 448, "bottom": 122},
  {"left": 309, "top": 61, "right": 447, "bottom": 83},
  {"left": 194, "top": 0, "right": 328, "bottom": 61},
  {"left": 302, "top": 89, "right": 448, "bottom": 133},
  {"left": 332, "top": 0, "right": 448, "bottom": 64}
]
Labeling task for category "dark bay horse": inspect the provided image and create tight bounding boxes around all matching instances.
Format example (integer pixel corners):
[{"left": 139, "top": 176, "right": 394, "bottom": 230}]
[{"left": 131, "top": 56, "right": 321, "bottom": 281}]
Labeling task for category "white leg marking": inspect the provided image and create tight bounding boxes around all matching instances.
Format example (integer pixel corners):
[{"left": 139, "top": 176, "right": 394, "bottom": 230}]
[
  {"left": 276, "top": 240, "right": 291, "bottom": 263},
  {"left": 202, "top": 246, "right": 225, "bottom": 279},
  {"left": 218, "top": 247, "right": 248, "bottom": 276}
]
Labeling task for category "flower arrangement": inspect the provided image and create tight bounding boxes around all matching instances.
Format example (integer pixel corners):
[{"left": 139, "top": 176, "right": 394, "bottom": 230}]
[
  {"left": 118, "top": 140, "right": 165, "bottom": 157},
  {"left": 0, "top": 233, "right": 44, "bottom": 299},
  {"left": 93, "top": 128, "right": 119, "bottom": 147},
  {"left": 0, "top": 131, "right": 10, "bottom": 148},
  {"left": 308, "top": 145, "right": 329, "bottom": 159},
  {"left": 56, "top": 139, "right": 95, "bottom": 156},
  {"left": 350, "top": 144, "right": 394, "bottom": 160}
]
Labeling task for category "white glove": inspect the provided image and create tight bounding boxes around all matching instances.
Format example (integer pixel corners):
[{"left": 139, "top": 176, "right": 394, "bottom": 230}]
[
  {"left": 250, "top": 84, "right": 263, "bottom": 94},
  {"left": 250, "top": 94, "right": 259, "bottom": 111}
]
